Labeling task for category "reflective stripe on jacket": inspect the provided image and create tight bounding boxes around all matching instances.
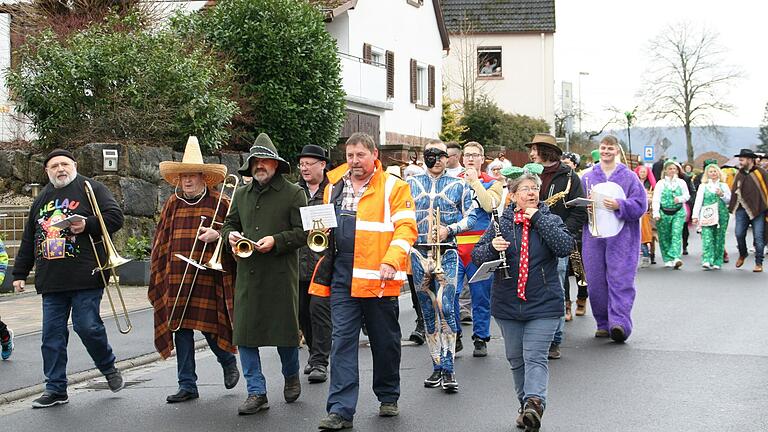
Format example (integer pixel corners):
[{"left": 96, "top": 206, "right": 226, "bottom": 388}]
[{"left": 309, "top": 160, "right": 417, "bottom": 298}]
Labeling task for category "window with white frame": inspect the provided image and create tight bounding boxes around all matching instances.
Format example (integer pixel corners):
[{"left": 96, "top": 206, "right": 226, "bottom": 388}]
[
  {"left": 370, "top": 46, "right": 384, "bottom": 66},
  {"left": 478, "top": 47, "right": 502, "bottom": 77},
  {"left": 416, "top": 63, "right": 428, "bottom": 105}
]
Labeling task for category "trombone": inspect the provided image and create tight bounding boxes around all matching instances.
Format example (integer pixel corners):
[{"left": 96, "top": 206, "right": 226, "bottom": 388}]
[
  {"left": 168, "top": 175, "right": 238, "bottom": 331},
  {"left": 204, "top": 175, "right": 240, "bottom": 271},
  {"left": 84, "top": 180, "right": 133, "bottom": 334}
]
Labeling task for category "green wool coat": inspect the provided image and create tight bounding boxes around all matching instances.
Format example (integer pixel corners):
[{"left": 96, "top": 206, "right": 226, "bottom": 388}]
[{"left": 221, "top": 174, "right": 307, "bottom": 347}]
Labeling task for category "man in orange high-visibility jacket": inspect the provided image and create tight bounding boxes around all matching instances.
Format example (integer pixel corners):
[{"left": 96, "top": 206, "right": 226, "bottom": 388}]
[{"left": 311, "top": 132, "right": 417, "bottom": 430}]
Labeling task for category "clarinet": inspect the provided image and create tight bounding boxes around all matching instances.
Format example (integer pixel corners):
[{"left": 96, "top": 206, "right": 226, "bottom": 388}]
[{"left": 492, "top": 205, "right": 512, "bottom": 279}]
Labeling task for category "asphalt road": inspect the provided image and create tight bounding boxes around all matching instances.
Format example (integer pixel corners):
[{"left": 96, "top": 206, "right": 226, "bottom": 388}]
[{"left": 1, "top": 230, "right": 766, "bottom": 431}]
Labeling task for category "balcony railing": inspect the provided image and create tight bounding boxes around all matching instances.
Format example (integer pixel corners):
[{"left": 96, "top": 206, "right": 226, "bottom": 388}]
[{"left": 338, "top": 52, "right": 387, "bottom": 104}]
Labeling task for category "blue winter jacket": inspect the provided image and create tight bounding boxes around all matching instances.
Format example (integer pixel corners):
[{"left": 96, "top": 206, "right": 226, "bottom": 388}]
[{"left": 471, "top": 203, "right": 574, "bottom": 321}]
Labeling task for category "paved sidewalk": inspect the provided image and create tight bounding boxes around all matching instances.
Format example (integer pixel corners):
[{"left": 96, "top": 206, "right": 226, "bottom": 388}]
[{"left": 0, "top": 286, "right": 152, "bottom": 336}]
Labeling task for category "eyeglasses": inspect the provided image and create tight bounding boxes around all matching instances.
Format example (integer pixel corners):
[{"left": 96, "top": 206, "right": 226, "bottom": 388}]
[
  {"left": 463, "top": 153, "right": 483, "bottom": 159},
  {"left": 297, "top": 160, "right": 323, "bottom": 169},
  {"left": 517, "top": 186, "right": 540, "bottom": 193}
]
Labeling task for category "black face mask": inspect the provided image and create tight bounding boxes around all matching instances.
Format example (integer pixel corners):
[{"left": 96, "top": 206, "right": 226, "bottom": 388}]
[{"left": 423, "top": 148, "right": 448, "bottom": 169}]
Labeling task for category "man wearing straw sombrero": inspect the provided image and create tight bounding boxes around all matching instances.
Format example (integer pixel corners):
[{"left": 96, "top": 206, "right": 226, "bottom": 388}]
[
  {"left": 150, "top": 136, "right": 239, "bottom": 404},
  {"left": 221, "top": 133, "right": 308, "bottom": 415}
]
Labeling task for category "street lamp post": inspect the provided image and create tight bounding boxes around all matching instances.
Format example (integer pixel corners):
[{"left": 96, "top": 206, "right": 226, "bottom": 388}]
[
  {"left": 624, "top": 109, "right": 636, "bottom": 167},
  {"left": 578, "top": 71, "right": 589, "bottom": 133}
]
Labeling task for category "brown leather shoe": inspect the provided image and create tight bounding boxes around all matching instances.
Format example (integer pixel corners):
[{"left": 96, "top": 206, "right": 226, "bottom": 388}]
[
  {"left": 515, "top": 405, "right": 525, "bottom": 429},
  {"left": 736, "top": 255, "right": 746, "bottom": 268},
  {"left": 575, "top": 298, "right": 587, "bottom": 316},
  {"left": 564, "top": 301, "right": 572, "bottom": 322},
  {"left": 754, "top": 264, "right": 763, "bottom": 273},
  {"left": 595, "top": 329, "right": 609, "bottom": 338},
  {"left": 522, "top": 397, "right": 544, "bottom": 431}
]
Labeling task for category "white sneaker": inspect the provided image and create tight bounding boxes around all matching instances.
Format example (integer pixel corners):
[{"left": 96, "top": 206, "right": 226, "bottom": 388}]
[
  {"left": 712, "top": 265, "right": 721, "bottom": 270},
  {"left": 702, "top": 262, "right": 711, "bottom": 270},
  {"left": 640, "top": 257, "right": 651, "bottom": 268},
  {"left": 664, "top": 261, "right": 674, "bottom": 268}
]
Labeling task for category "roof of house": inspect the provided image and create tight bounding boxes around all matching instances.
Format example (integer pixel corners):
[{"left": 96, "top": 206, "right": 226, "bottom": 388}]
[
  {"left": 311, "top": 0, "right": 450, "bottom": 51},
  {"left": 441, "top": 0, "right": 555, "bottom": 33}
]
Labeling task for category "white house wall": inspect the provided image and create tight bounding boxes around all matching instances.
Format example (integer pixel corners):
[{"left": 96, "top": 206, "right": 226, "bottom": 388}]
[
  {"left": 444, "top": 32, "right": 555, "bottom": 131},
  {"left": 333, "top": 0, "right": 445, "bottom": 144}
]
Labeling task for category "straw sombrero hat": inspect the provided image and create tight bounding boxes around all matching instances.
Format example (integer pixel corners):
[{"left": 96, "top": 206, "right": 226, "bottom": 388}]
[{"left": 159, "top": 136, "right": 227, "bottom": 186}]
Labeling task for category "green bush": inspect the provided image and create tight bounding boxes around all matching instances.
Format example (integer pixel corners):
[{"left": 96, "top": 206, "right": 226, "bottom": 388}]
[
  {"left": 461, "top": 97, "right": 549, "bottom": 151},
  {"left": 189, "top": 0, "right": 346, "bottom": 157},
  {"left": 6, "top": 15, "right": 238, "bottom": 152},
  {"left": 124, "top": 235, "right": 151, "bottom": 261}
]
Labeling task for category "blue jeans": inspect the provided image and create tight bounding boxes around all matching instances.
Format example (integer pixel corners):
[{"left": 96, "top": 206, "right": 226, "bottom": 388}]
[
  {"left": 552, "top": 256, "right": 568, "bottom": 346},
  {"left": 456, "top": 258, "right": 492, "bottom": 340},
  {"left": 496, "top": 317, "right": 560, "bottom": 408},
  {"left": 239, "top": 345, "right": 299, "bottom": 396},
  {"left": 174, "top": 329, "right": 237, "bottom": 392},
  {"left": 735, "top": 207, "right": 765, "bottom": 265},
  {"left": 42, "top": 288, "right": 116, "bottom": 394},
  {"left": 327, "top": 254, "right": 401, "bottom": 421}
]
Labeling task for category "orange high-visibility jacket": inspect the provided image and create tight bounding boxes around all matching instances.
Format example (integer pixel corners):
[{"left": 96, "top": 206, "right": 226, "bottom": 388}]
[{"left": 309, "top": 160, "right": 417, "bottom": 298}]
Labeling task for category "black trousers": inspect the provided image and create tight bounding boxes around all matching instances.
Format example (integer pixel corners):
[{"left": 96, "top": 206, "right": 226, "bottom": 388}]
[
  {"left": 682, "top": 221, "right": 690, "bottom": 251},
  {"left": 407, "top": 274, "right": 423, "bottom": 324},
  {"left": 0, "top": 318, "right": 8, "bottom": 340},
  {"left": 565, "top": 242, "right": 588, "bottom": 301},
  {"left": 299, "top": 280, "right": 332, "bottom": 368}
]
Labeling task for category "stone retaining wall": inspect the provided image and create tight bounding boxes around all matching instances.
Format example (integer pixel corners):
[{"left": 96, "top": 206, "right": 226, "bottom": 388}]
[{"left": 0, "top": 143, "right": 248, "bottom": 246}]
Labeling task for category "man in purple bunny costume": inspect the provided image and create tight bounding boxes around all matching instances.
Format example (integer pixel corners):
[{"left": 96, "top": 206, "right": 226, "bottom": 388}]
[{"left": 581, "top": 136, "right": 647, "bottom": 343}]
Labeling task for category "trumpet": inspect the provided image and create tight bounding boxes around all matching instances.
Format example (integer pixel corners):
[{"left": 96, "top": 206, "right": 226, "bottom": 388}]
[
  {"left": 168, "top": 177, "right": 236, "bottom": 331},
  {"left": 204, "top": 175, "right": 240, "bottom": 271},
  {"left": 84, "top": 180, "right": 133, "bottom": 334},
  {"left": 234, "top": 237, "right": 259, "bottom": 258},
  {"left": 307, "top": 219, "right": 329, "bottom": 253}
]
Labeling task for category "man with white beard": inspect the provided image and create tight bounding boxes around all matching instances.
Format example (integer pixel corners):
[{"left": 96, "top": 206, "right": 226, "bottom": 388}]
[{"left": 13, "top": 149, "right": 126, "bottom": 408}]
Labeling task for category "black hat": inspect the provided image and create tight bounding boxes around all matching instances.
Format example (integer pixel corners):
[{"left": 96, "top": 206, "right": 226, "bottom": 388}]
[
  {"left": 44, "top": 149, "right": 76, "bottom": 167},
  {"left": 734, "top": 148, "right": 757, "bottom": 159},
  {"left": 297, "top": 144, "right": 330, "bottom": 163},
  {"left": 238, "top": 133, "right": 290, "bottom": 176}
]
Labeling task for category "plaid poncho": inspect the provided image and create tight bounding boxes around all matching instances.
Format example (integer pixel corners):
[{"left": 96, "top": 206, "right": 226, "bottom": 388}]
[{"left": 148, "top": 189, "right": 236, "bottom": 359}]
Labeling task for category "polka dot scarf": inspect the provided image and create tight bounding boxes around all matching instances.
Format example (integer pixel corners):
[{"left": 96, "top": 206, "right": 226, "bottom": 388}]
[{"left": 514, "top": 210, "right": 530, "bottom": 301}]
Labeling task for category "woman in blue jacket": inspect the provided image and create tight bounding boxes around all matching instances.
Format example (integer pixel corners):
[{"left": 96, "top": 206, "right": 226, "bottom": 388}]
[{"left": 472, "top": 164, "right": 574, "bottom": 432}]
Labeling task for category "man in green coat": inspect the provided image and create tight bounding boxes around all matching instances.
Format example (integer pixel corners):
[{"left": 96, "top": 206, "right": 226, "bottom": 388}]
[{"left": 221, "top": 133, "right": 308, "bottom": 415}]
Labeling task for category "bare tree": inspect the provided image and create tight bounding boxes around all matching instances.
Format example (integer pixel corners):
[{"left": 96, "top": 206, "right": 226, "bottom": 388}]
[
  {"left": 443, "top": 14, "right": 488, "bottom": 107},
  {"left": 639, "top": 22, "right": 742, "bottom": 163}
]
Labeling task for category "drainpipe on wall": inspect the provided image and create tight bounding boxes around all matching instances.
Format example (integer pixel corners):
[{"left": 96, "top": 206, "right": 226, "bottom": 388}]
[{"left": 541, "top": 32, "right": 546, "bottom": 126}]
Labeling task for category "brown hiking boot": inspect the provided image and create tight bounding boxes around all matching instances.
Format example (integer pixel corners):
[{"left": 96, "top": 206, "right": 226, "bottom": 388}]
[
  {"left": 522, "top": 397, "right": 544, "bottom": 431},
  {"left": 575, "top": 298, "right": 587, "bottom": 316},
  {"left": 564, "top": 301, "right": 572, "bottom": 322},
  {"left": 754, "top": 264, "right": 763, "bottom": 273},
  {"left": 736, "top": 255, "right": 746, "bottom": 268}
]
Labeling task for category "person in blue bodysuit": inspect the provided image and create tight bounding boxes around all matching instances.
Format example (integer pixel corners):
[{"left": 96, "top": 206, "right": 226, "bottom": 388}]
[{"left": 407, "top": 141, "right": 477, "bottom": 393}]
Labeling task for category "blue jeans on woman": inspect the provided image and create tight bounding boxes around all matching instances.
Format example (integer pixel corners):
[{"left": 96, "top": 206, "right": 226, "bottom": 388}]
[
  {"left": 495, "top": 317, "right": 560, "bottom": 408},
  {"left": 239, "top": 345, "right": 299, "bottom": 396},
  {"left": 174, "top": 328, "right": 237, "bottom": 393},
  {"left": 734, "top": 207, "right": 765, "bottom": 265},
  {"left": 42, "top": 288, "right": 117, "bottom": 395}
]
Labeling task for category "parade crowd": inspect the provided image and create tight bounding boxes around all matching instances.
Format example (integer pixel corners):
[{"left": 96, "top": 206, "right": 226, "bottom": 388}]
[{"left": 1, "top": 132, "right": 766, "bottom": 432}]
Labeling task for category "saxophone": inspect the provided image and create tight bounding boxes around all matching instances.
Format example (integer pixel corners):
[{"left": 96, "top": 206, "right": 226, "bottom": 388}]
[{"left": 543, "top": 170, "right": 588, "bottom": 286}]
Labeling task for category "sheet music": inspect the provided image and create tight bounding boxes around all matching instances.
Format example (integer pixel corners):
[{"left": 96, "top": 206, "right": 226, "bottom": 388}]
[
  {"left": 300, "top": 204, "right": 338, "bottom": 231},
  {"left": 49, "top": 214, "right": 87, "bottom": 229},
  {"left": 469, "top": 259, "right": 504, "bottom": 283}
]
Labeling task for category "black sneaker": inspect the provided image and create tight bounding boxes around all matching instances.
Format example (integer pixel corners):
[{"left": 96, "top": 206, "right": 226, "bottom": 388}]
[
  {"left": 378, "top": 402, "right": 399, "bottom": 417},
  {"left": 238, "top": 394, "right": 269, "bottom": 415},
  {"left": 472, "top": 338, "right": 487, "bottom": 357},
  {"left": 32, "top": 392, "right": 69, "bottom": 408},
  {"left": 441, "top": 371, "right": 458, "bottom": 393},
  {"left": 409, "top": 319, "right": 425, "bottom": 345},
  {"left": 547, "top": 343, "right": 561, "bottom": 360},
  {"left": 423, "top": 370, "right": 442, "bottom": 388},
  {"left": 166, "top": 389, "right": 199, "bottom": 403},
  {"left": 610, "top": 325, "right": 627, "bottom": 343},
  {"left": 105, "top": 369, "right": 125, "bottom": 393},
  {"left": 308, "top": 365, "right": 328, "bottom": 383},
  {"left": 455, "top": 334, "right": 463, "bottom": 353}
]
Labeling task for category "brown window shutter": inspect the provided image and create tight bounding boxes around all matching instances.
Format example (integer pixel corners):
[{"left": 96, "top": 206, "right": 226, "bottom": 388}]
[
  {"left": 363, "top": 43, "right": 372, "bottom": 64},
  {"left": 410, "top": 59, "right": 417, "bottom": 104},
  {"left": 428, "top": 65, "right": 435, "bottom": 107},
  {"left": 386, "top": 50, "right": 395, "bottom": 99}
]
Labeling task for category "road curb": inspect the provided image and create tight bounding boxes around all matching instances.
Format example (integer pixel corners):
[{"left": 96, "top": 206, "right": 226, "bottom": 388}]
[{"left": 0, "top": 339, "right": 209, "bottom": 405}]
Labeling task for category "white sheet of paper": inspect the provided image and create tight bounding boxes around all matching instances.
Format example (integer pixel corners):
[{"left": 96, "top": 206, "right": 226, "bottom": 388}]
[
  {"left": 49, "top": 214, "right": 87, "bottom": 229},
  {"left": 469, "top": 259, "right": 505, "bottom": 283},
  {"left": 174, "top": 253, "right": 207, "bottom": 270},
  {"left": 300, "top": 204, "right": 338, "bottom": 231}
]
